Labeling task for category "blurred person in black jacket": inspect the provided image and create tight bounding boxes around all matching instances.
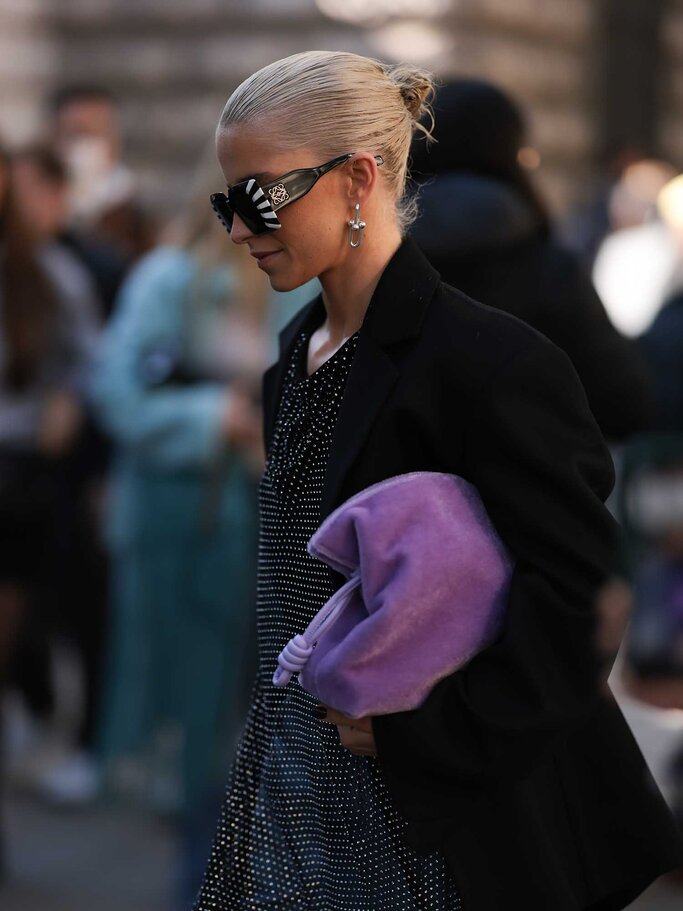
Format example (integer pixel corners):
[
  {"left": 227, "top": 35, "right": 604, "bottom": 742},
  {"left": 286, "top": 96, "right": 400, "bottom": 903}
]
[{"left": 408, "top": 78, "right": 654, "bottom": 445}]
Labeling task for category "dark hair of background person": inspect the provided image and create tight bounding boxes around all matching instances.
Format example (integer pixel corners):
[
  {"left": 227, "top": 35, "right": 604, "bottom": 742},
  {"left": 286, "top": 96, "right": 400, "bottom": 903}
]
[
  {"left": 48, "top": 84, "right": 117, "bottom": 115},
  {"left": 0, "top": 142, "right": 60, "bottom": 390},
  {"left": 19, "top": 138, "right": 129, "bottom": 320},
  {"left": 409, "top": 78, "right": 552, "bottom": 239}
]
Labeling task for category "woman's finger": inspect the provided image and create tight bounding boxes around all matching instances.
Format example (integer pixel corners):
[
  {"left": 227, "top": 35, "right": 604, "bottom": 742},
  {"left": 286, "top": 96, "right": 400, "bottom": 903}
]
[
  {"left": 321, "top": 706, "right": 372, "bottom": 733},
  {"left": 316, "top": 704, "right": 377, "bottom": 753},
  {"left": 337, "top": 724, "right": 377, "bottom": 756}
]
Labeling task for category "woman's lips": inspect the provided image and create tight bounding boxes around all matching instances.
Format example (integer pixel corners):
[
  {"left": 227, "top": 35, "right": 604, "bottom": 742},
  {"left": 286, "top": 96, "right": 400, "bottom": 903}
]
[{"left": 252, "top": 250, "right": 281, "bottom": 268}]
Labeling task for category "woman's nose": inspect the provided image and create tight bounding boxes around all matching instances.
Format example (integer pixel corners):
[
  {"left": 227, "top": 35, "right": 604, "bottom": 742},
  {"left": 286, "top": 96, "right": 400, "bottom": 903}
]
[{"left": 230, "top": 212, "right": 254, "bottom": 244}]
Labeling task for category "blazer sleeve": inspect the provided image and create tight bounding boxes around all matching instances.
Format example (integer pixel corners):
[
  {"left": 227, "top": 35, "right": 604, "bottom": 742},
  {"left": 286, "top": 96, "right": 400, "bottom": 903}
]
[{"left": 371, "top": 335, "right": 620, "bottom": 788}]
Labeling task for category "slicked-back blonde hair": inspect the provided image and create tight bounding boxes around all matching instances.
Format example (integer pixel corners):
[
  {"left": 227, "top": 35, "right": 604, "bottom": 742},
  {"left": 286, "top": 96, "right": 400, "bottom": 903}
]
[{"left": 217, "top": 50, "right": 435, "bottom": 234}]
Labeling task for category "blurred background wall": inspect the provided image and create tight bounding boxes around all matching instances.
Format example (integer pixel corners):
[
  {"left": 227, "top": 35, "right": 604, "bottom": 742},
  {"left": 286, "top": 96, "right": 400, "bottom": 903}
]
[{"left": 1, "top": 0, "right": 682, "bottom": 218}]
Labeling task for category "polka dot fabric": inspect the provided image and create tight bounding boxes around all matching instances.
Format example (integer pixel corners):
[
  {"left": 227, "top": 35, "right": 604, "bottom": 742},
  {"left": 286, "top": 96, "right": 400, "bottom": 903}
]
[{"left": 191, "top": 322, "right": 463, "bottom": 910}]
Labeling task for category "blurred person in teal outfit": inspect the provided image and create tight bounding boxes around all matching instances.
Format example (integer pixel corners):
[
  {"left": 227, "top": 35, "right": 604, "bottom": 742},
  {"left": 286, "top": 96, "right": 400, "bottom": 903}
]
[{"left": 88, "top": 146, "right": 317, "bottom": 908}]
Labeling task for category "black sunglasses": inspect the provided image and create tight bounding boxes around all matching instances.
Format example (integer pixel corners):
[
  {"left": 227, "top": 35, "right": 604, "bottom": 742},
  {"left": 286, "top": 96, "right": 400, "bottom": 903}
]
[{"left": 210, "top": 152, "right": 384, "bottom": 236}]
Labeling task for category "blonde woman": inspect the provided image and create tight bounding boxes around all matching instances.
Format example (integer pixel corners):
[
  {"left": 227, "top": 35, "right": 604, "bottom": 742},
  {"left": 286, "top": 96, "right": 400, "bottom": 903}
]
[{"left": 192, "top": 51, "right": 683, "bottom": 911}]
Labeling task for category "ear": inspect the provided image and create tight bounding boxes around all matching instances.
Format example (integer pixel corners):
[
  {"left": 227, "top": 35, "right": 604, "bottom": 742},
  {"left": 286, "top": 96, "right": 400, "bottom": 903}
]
[{"left": 345, "top": 152, "right": 380, "bottom": 206}]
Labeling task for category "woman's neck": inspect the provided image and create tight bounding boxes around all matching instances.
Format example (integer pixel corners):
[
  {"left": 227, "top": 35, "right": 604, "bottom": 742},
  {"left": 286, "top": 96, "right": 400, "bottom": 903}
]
[{"left": 317, "top": 228, "right": 403, "bottom": 342}]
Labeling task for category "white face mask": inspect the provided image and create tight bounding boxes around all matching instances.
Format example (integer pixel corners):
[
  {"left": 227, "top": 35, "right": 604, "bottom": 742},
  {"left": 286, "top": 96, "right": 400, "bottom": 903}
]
[
  {"left": 62, "top": 135, "right": 133, "bottom": 222},
  {"left": 63, "top": 135, "right": 111, "bottom": 185}
]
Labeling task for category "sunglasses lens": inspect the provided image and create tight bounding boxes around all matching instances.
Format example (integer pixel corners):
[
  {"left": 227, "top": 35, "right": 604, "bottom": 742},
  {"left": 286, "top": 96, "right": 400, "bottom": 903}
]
[
  {"left": 210, "top": 193, "right": 234, "bottom": 232},
  {"left": 211, "top": 182, "right": 282, "bottom": 236},
  {"left": 234, "top": 182, "right": 281, "bottom": 234}
]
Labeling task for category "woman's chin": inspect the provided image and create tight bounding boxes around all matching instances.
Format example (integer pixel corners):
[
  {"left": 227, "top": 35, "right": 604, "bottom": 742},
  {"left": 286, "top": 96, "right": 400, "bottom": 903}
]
[
  {"left": 269, "top": 275, "right": 294, "bottom": 293},
  {"left": 268, "top": 271, "right": 308, "bottom": 294}
]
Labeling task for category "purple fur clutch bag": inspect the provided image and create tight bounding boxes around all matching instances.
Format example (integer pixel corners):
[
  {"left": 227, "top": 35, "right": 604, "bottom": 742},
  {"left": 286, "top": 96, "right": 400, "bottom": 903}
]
[{"left": 272, "top": 471, "right": 516, "bottom": 719}]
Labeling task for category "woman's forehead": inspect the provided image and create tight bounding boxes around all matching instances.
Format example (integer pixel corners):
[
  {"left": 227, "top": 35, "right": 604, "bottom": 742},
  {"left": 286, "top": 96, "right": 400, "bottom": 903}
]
[{"left": 216, "top": 126, "right": 318, "bottom": 185}]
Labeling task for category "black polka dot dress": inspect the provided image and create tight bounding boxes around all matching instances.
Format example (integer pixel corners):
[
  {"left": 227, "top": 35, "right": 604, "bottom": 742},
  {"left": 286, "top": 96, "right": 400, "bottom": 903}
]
[{"left": 191, "top": 319, "right": 464, "bottom": 911}]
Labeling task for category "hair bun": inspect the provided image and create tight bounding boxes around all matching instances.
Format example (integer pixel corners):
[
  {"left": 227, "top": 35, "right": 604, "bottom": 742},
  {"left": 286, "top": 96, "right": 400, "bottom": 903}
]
[
  {"left": 400, "top": 81, "right": 428, "bottom": 119},
  {"left": 388, "top": 63, "right": 435, "bottom": 123}
]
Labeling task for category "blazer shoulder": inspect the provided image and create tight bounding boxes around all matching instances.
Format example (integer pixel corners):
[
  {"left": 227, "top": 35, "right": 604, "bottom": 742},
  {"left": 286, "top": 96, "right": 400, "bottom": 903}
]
[{"left": 424, "top": 279, "right": 573, "bottom": 391}]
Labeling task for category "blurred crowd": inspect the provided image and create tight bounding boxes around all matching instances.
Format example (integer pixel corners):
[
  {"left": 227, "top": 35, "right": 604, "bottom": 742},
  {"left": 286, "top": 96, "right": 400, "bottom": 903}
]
[{"left": 0, "top": 79, "right": 683, "bottom": 909}]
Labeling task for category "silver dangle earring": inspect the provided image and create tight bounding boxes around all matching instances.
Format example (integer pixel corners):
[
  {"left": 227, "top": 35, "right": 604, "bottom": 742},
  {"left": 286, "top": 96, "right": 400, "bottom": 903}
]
[{"left": 347, "top": 203, "right": 366, "bottom": 248}]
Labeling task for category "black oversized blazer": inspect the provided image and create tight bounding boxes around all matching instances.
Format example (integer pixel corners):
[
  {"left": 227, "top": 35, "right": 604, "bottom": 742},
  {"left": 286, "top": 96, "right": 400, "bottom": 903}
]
[{"left": 261, "top": 237, "right": 683, "bottom": 911}]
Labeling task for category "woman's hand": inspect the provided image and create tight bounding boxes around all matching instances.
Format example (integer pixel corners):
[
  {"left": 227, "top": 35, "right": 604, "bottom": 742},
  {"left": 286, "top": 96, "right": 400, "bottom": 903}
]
[
  {"left": 37, "top": 389, "right": 83, "bottom": 457},
  {"left": 220, "top": 383, "right": 265, "bottom": 474},
  {"left": 317, "top": 703, "right": 378, "bottom": 757},
  {"left": 221, "top": 384, "right": 262, "bottom": 449}
]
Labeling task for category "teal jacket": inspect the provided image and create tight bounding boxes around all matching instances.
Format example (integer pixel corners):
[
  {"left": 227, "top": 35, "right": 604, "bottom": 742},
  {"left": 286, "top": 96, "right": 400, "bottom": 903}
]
[{"left": 89, "top": 245, "right": 316, "bottom": 816}]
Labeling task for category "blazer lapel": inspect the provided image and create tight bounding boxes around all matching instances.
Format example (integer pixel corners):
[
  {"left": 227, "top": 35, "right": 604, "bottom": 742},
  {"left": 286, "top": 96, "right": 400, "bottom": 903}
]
[
  {"left": 319, "top": 333, "right": 398, "bottom": 520},
  {"left": 262, "top": 237, "right": 442, "bottom": 521}
]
